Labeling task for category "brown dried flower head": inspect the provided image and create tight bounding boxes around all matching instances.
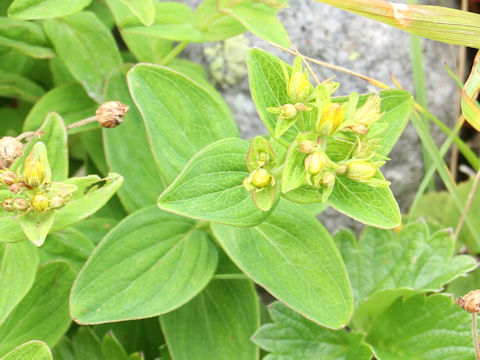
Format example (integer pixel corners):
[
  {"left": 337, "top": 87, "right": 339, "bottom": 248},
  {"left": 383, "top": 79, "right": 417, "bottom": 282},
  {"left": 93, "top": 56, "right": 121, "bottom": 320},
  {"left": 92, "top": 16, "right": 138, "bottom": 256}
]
[
  {"left": 96, "top": 101, "right": 129, "bottom": 128},
  {"left": 455, "top": 290, "right": 480, "bottom": 313},
  {"left": 0, "top": 136, "right": 23, "bottom": 161}
]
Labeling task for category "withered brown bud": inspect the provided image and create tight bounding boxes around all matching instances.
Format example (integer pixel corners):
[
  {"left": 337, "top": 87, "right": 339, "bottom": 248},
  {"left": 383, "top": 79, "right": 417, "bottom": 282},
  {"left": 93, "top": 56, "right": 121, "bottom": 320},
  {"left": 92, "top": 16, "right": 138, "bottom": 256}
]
[
  {"left": 0, "top": 136, "right": 23, "bottom": 161},
  {"left": 455, "top": 290, "right": 480, "bottom": 313},
  {"left": 96, "top": 101, "right": 129, "bottom": 128},
  {"left": 0, "top": 170, "right": 17, "bottom": 186},
  {"left": 13, "top": 197, "right": 29, "bottom": 211},
  {"left": 8, "top": 183, "right": 21, "bottom": 194}
]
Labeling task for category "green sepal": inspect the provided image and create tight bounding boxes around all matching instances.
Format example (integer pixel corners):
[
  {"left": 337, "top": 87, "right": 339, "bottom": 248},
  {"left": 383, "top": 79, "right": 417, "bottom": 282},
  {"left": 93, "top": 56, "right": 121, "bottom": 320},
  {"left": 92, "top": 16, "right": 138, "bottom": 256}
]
[
  {"left": 246, "top": 136, "right": 276, "bottom": 172},
  {"left": 251, "top": 181, "right": 277, "bottom": 211}
]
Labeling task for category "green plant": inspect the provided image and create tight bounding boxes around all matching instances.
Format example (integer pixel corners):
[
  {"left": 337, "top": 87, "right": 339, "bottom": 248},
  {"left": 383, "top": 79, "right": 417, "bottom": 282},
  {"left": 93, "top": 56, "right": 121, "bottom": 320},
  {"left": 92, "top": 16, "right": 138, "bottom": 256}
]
[{"left": 1, "top": 0, "right": 480, "bottom": 359}]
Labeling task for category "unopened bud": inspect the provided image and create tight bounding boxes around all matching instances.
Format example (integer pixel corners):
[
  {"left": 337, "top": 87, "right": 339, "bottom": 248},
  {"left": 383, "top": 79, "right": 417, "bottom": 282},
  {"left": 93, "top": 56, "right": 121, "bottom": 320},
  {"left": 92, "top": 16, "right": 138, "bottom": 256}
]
[
  {"left": 96, "top": 101, "right": 129, "bottom": 128},
  {"left": 13, "top": 197, "right": 29, "bottom": 211},
  {"left": 353, "top": 94, "right": 382, "bottom": 127},
  {"left": 0, "top": 170, "right": 17, "bottom": 186},
  {"left": 305, "top": 150, "right": 327, "bottom": 175},
  {"left": 278, "top": 104, "right": 297, "bottom": 120},
  {"left": 256, "top": 151, "right": 269, "bottom": 168},
  {"left": 294, "top": 103, "right": 309, "bottom": 112},
  {"left": 50, "top": 195, "right": 65, "bottom": 209},
  {"left": 299, "top": 140, "right": 315, "bottom": 154},
  {"left": 288, "top": 72, "right": 311, "bottom": 103},
  {"left": 250, "top": 168, "right": 272, "bottom": 189},
  {"left": 317, "top": 103, "right": 344, "bottom": 136},
  {"left": 8, "top": 183, "right": 21, "bottom": 194},
  {"left": 2, "top": 198, "right": 14, "bottom": 212},
  {"left": 346, "top": 161, "right": 377, "bottom": 181},
  {"left": 31, "top": 194, "right": 49, "bottom": 212},
  {"left": 0, "top": 136, "right": 23, "bottom": 161},
  {"left": 321, "top": 172, "right": 336, "bottom": 187},
  {"left": 23, "top": 159, "right": 44, "bottom": 187},
  {"left": 456, "top": 290, "right": 480, "bottom": 313},
  {"left": 348, "top": 124, "right": 368, "bottom": 135}
]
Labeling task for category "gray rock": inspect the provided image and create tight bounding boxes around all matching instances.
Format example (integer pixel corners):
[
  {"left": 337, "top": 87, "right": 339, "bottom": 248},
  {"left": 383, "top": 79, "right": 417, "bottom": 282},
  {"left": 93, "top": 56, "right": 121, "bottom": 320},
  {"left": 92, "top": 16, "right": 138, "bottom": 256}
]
[{"left": 182, "top": 0, "right": 459, "bottom": 232}]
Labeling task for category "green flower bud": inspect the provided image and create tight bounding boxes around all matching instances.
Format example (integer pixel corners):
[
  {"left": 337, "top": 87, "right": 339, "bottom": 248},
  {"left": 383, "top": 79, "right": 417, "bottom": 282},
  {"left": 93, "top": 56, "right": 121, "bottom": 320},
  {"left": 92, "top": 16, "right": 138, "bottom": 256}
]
[
  {"left": 0, "top": 170, "right": 17, "bottom": 186},
  {"left": 256, "top": 151, "right": 269, "bottom": 168},
  {"left": 2, "top": 198, "right": 14, "bottom": 212},
  {"left": 31, "top": 194, "right": 49, "bottom": 212},
  {"left": 288, "top": 72, "right": 311, "bottom": 103},
  {"left": 23, "top": 158, "right": 44, "bottom": 187},
  {"left": 50, "top": 195, "right": 65, "bottom": 209},
  {"left": 317, "top": 103, "right": 344, "bottom": 136},
  {"left": 346, "top": 161, "right": 377, "bottom": 181},
  {"left": 305, "top": 150, "right": 328, "bottom": 175},
  {"left": 321, "top": 172, "right": 336, "bottom": 188},
  {"left": 13, "top": 197, "right": 29, "bottom": 211},
  {"left": 250, "top": 168, "right": 272, "bottom": 189},
  {"left": 298, "top": 139, "right": 315, "bottom": 154},
  {"left": 278, "top": 104, "right": 297, "bottom": 120}
]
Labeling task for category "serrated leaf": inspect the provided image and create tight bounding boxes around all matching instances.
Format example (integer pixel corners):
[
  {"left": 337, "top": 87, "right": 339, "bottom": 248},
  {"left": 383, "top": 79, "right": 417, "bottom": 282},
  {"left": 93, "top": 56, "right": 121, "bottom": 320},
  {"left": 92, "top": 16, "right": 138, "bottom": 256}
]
[
  {"left": 334, "top": 221, "right": 477, "bottom": 329},
  {"left": 253, "top": 302, "right": 372, "bottom": 360},
  {"left": 23, "top": 83, "right": 97, "bottom": 134},
  {"left": 0, "top": 18, "right": 54, "bottom": 58},
  {"left": 161, "top": 279, "right": 259, "bottom": 360},
  {"left": 43, "top": 11, "right": 123, "bottom": 102},
  {"left": 8, "top": 0, "right": 91, "bottom": 20},
  {"left": 0, "top": 261, "right": 75, "bottom": 357},
  {"left": 0, "top": 340, "right": 52, "bottom": 360},
  {"left": 328, "top": 175, "right": 400, "bottom": 229},
  {"left": 0, "top": 70, "right": 44, "bottom": 102},
  {"left": 103, "top": 65, "right": 166, "bottom": 213},
  {"left": 70, "top": 206, "right": 218, "bottom": 324},
  {"left": 157, "top": 138, "right": 274, "bottom": 227},
  {"left": 127, "top": 63, "right": 239, "bottom": 183},
  {"left": 366, "top": 294, "right": 475, "bottom": 360},
  {"left": 212, "top": 200, "right": 353, "bottom": 329},
  {"left": 0, "top": 241, "right": 38, "bottom": 326}
]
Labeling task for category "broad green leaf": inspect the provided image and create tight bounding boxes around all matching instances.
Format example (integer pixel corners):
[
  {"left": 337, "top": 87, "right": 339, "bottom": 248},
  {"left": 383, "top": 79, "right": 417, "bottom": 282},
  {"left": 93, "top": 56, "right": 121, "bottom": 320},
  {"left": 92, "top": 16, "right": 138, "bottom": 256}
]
[
  {"left": 49, "top": 56, "right": 76, "bottom": 86},
  {"left": 102, "top": 332, "right": 128, "bottom": 360},
  {"left": 0, "top": 261, "right": 75, "bottom": 357},
  {"left": 218, "top": 0, "right": 289, "bottom": 47},
  {"left": 316, "top": 0, "right": 480, "bottom": 49},
  {"left": 411, "top": 177, "right": 480, "bottom": 251},
  {"left": 169, "top": 59, "right": 209, "bottom": 87},
  {"left": 103, "top": 65, "right": 165, "bottom": 212},
  {"left": 86, "top": 0, "right": 115, "bottom": 30},
  {"left": 23, "top": 83, "right": 97, "bottom": 134},
  {"left": 12, "top": 112, "right": 68, "bottom": 181},
  {"left": 122, "top": 2, "right": 204, "bottom": 42},
  {"left": 328, "top": 175, "right": 400, "bottom": 229},
  {"left": 0, "top": 18, "right": 54, "bottom": 58},
  {"left": 43, "top": 11, "right": 123, "bottom": 102},
  {"left": 73, "top": 327, "right": 102, "bottom": 360},
  {"left": 0, "top": 70, "right": 44, "bottom": 102},
  {"left": 70, "top": 206, "right": 218, "bottom": 324},
  {"left": 212, "top": 200, "right": 353, "bottom": 329},
  {"left": 0, "top": 340, "right": 52, "bottom": 360},
  {"left": 127, "top": 63, "right": 239, "bottom": 183},
  {"left": 194, "top": 0, "right": 245, "bottom": 41},
  {"left": 18, "top": 210, "right": 55, "bottom": 247},
  {"left": 8, "top": 0, "right": 91, "bottom": 19},
  {"left": 105, "top": 0, "right": 172, "bottom": 64},
  {"left": 0, "top": 241, "right": 38, "bottom": 325},
  {"left": 118, "top": 0, "right": 154, "bottom": 26},
  {"left": 161, "top": 279, "right": 259, "bottom": 360},
  {"left": 52, "top": 337, "right": 75, "bottom": 360},
  {"left": 461, "top": 51, "right": 480, "bottom": 131},
  {"left": 281, "top": 138, "right": 308, "bottom": 193},
  {"left": 448, "top": 266, "right": 480, "bottom": 299},
  {"left": 334, "top": 221, "right": 477, "bottom": 329},
  {"left": 158, "top": 138, "right": 274, "bottom": 226},
  {"left": 72, "top": 217, "right": 117, "bottom": 246},
  {"left": 39, "top": 228, "right": 95, "bottom": 271},
  {"left": 366, "top": 294, "right": 474, "bottom": 360},
  {"left": 0, "top": 173, "right": 123, "bottom": 244},
  {"left": 252, "top": 302, "right": 372, "bottom": 360}
]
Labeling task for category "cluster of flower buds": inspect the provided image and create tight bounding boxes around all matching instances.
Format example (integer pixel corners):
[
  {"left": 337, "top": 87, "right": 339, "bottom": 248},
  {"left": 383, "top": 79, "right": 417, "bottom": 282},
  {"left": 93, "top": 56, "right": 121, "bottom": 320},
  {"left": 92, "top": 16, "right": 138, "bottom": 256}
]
[
  {"left": 243, "top": 137, "right": 277, "bottom": 211},
  {"left": 0, "top": 142, "right": 75, "bottom": 215}
]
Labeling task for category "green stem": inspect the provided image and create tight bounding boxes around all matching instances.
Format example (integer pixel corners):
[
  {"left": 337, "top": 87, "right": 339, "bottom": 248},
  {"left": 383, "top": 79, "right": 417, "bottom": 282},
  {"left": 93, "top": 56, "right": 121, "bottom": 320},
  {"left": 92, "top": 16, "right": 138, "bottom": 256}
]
[
  {"left": 409, "top": 111, "right": 480, "bottom": 247},
  {"left": 160, "top": 41, "right": 189, "bottom": 66}
]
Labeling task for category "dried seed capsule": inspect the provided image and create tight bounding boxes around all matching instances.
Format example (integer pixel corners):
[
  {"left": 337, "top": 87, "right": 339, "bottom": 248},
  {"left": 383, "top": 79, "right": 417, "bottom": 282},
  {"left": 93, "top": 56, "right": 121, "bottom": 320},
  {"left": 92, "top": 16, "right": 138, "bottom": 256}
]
[
  {"left": 96, "top": 101, "right": 129, "bottom": 128},
  {"left": 23, "top": 159, "right": 44, "bottom": 187},
  {"left": 456, "top": 290, "right": 480, "bottom": 313},
  {"left": 0, "top": 136, "right": 23, "bottom": 161},
  {"left": 345, "top": 161, "right": 377, "bottom": 181},
  {"left": 31, "top": 194, "right": 49, "bottom": 212},
  {"left": 13, "top": 197, "right": 29, "bottom": 211}
]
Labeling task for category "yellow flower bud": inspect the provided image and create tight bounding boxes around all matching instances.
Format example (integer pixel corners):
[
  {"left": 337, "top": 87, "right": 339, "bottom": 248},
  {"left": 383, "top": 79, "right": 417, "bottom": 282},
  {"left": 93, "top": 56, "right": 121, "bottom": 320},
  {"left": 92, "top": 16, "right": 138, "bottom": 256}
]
[
  {"left": 305, "top": 150, "right": 327, "bottom": 175},
  {"left": 346, "top": 161, "right": 377, "bottom": 181},
  {"left": 13, "top": 197, "right": 29, "bottom": 211},
  {"left": 250, "top": 168, "right": 272, "bottom": 189},
  {"left": 31, "top": 194, "right": 49, "bottom": 212},
  {"left": 23, "top": 158, "right": 44, "bottom": 187},
  {"left": 96, "top": 101, "right": 129, "bottom": 128},
  {"left": 288, "top": 72, "right": 311, "bottom": 103},
  {"left": 317, "top": 103, "right": 344, "bottom": 136}
]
